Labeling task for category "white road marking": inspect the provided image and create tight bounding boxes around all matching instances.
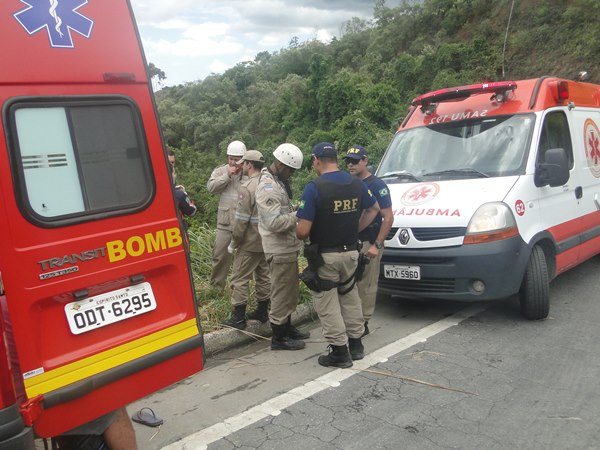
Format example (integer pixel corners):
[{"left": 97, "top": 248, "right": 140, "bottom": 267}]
[{"left": 162, "top": 304, "right": 488, "bottom": 450}]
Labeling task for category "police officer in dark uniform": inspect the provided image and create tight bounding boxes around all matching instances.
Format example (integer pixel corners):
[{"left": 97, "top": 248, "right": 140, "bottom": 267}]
[
  {"left": 344, "top": 145, "right": 393, "bottom": 335},
  {"left": 296, "top": 142, "right": 379, "bottom": 368},
  {"left": 172, "top": 166, "right": 197, "bottom": 218}
]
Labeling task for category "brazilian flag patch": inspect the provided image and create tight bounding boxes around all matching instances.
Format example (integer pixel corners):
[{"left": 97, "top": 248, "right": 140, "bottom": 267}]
[
  {"left": 379, "top": 188, "right": 389, "bottom": 196},
  {"left": 299, "top": 200, "right": 305, "bottom": 209}
]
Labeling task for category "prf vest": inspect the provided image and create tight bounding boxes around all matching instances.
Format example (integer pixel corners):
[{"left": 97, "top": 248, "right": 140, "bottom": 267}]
[{"left": 310, "top": 176, "right": 364, "bottom": 247}]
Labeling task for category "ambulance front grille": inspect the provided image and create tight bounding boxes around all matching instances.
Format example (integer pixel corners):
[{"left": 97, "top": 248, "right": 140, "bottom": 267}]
[
  {"left": 386, "top": 227, "right": 466, "bottom": 242},
  {"left": 378, "top": 277, "right": 455, "bottom": 293}
]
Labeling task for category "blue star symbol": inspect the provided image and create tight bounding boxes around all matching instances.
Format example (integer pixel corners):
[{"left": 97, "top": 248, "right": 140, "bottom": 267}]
[{"left": 14, "top": 0, "right": 93, "bottom": 49}]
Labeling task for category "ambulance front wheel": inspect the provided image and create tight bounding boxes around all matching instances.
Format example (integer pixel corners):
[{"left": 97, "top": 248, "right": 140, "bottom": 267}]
[{"left": 519, "top": 245, "right": 550, "bottom": 320}]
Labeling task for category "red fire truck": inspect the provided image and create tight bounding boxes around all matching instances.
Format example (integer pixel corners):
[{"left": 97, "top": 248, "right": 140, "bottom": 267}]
[{"left": 0, "top": 1, "right": 204, "bottom": 447}]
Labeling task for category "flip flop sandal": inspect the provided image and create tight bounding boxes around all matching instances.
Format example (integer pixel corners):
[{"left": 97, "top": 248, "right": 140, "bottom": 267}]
[{"left": 131, "top": 407, "right": 163, "bottom": 427}]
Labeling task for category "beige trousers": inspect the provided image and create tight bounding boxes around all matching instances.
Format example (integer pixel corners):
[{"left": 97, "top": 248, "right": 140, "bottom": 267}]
[
  {"left": 229, "top": 249, "right": 271, "bottom": 306},
  {"left": 358, "top": 241, "right": 384, "bottom": 321},
  {"left": 266, "top": 252, "right": 300, "bottom": 325},
  {"left": 210, "top": 228, "right": 233, "bottom": 288},
  {"left": 312, "top": 251, "right": 365, "bottom": 346}
]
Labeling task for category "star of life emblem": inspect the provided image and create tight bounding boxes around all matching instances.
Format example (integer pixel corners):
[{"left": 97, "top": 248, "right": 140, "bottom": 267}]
[
  {"left": 584, "top": 118, "right": 600, "bottom": 178},
  {"left": 14, "top": 0, "right": 93, "bottom": 49},
  {"left": 401, "top": 182, "right": 440, "bottom": 206}
]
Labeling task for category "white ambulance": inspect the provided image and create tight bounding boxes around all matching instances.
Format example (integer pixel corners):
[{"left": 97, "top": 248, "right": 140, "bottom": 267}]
[{"left": 377, "top": 76, "right": 600, "bottom": 319}]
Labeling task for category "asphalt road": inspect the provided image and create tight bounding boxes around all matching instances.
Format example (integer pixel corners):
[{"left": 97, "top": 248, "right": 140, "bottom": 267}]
[{"left": 130, "top": 255, "right": 600, "bottom": 450}]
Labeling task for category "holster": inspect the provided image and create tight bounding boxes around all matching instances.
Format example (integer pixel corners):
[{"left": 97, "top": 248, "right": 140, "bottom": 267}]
[
  {"left": 300, "top": 244, "right": 369, "bottom": 294},
  {"left": 300, "top": 244, "right": 337, "bottom": 293},
  {"left": 303, "top": 243, "right": 324, "bottom": 268},
  {"left": 359, "top": 223, "right": 380, "bottom": 244},
  {"left": 354, "top": 253, "right": 370, "bottom": 282},
  {"left": 299, "top": 267, "right": 322, "bottom": 292}
]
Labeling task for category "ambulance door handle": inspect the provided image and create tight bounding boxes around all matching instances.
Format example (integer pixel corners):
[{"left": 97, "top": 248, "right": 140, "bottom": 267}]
[{"left": 575, "top": 186, "right": 583, "bottom": 199}]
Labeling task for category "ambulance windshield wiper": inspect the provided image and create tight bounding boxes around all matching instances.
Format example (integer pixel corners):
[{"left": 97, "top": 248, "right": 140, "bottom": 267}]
[
  {"left": 379, "top": 171, "right": 422, "bottom": 182},
  {"left": 422, "top": 168, "right": 490, "bottom": 179}
]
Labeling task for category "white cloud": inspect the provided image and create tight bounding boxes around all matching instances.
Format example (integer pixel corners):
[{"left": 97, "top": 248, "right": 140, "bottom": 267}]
[
  {"left": 208, "top": 59, "right": 230, "bottom": 74},
  {"left": 153, "top": 19, "right": 189, "bottom": 31},
  {"left": 237, "top": 55, "right": 256, "bottom": 64},
  {"left": 142, "top": 22, "right": 244, "bottom": 58},
  {"left": 130, "top": 0, "right": 403, "bottom": 86},
  {"left": 315, "top": 29, "right": 334, "bottom": 44}
]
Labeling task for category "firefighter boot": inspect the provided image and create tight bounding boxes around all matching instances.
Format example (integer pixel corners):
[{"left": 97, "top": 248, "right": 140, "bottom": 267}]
[
  {"left": 247, "top": 300, "right": 269, "bottom": 323},
  {"left": 318, "top": 344, "right": 353, "bottom": 368},
  {"left": 362, "top": 320, "right": 370, "bottom": 337},
  {"left": 286, "top": 315, "right": 310, "bottom": 340},
  {"left": 271, "top": 322, "right": 305, "bottom": 350},
  {"left": 221, "top": 304, "right": 247, "bottom": 330},
  {"left": 348, "top": 337, "right": 364, "bottom": 360}
]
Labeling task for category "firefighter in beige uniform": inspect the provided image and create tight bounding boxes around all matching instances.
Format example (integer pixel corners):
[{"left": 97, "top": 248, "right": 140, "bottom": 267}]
[
  {"left": 256, "top": 143, "right": 309, "bottom": 350},
  {"left": 221, "top": 151, "right": 271, "bottom": 329},
  {"left": 207, "top": 140, "right": 246, "bottom": 288}
]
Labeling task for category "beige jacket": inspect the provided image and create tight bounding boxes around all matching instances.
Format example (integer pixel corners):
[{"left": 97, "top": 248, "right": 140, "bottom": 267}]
[
  {"left": 207, "top": 164, "right": 243, "bottom": 231},
  {"left": 256, "top": 168, "right": 302, "bottom": 254},
  {"left": 231, "top": 173, "right": 263, "bottom": 253}
]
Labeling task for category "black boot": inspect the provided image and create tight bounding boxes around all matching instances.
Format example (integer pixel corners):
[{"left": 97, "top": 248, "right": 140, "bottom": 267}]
[
  {"left": 221, "top": 304, "right": 247, "bottom": 330},
  {"left": 348, "top": 337, "right": 364, "bottom": 360},
  {"left": 362, "top": 320, "right": 370, "bottom": 337},
  {"left": 247, "top": 300, "right": 269, "bottom": 323},
  {"left": 318, "top": 344, "right": 353, "bottom": 368},
  {"left": 271, "top": 322, "right": 305, "bottom": 350},
  {"left": 286, "top": 315, "right": 310, "bottom": 340}
]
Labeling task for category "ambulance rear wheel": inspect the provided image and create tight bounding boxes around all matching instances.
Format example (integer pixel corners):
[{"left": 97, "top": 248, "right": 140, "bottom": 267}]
[{"left": 519, "top": 245, "right": 549, "bottom": 320}]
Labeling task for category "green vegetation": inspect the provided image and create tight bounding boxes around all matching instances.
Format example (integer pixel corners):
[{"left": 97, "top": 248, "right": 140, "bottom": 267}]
[
  {"left": 188, "top": 224, "right": 311, "bottom": 331},
  {"left": 161, "top": 0, "right": 600, "bottom": 327}
]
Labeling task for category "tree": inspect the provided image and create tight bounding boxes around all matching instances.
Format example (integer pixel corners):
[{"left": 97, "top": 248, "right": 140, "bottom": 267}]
[
  {"left": 148, "top": 62, "right": 166, "bottom": 81},
  {"left": 343, "top": 17, "right": 370, "bottom": 35},
  {"left": 148, "top": 62, "right": 167, "bottom": 90}
]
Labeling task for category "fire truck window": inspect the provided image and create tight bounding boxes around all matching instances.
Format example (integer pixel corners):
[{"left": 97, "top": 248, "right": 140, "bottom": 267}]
[
  {"left": 70, "top": 105, "right": 148, "bottom": 210},
  {"left": 12, "top": 101, "right": 152, "bottom": 223},
  {"left": 15, "top": 108, "right": 85, "bottom": 216},
  {"left": 537, "top": 111, "right": 574, "bottom": 168}
]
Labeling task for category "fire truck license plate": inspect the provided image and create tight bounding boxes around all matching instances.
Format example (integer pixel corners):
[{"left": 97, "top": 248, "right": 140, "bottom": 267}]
[
  {"left": 64, "top": 282, "right": 157, "bottom": 335},
  {"left": 384, "top": 265, "right": 421, "bottom": 280}
]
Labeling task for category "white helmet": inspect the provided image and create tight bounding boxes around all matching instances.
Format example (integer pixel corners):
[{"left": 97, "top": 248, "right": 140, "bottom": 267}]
[
  {"left": 273, "top": 143, "right": 303, "bottom": 169},
  {"left": 227, "top": 140, "right": 247, "bottom": 156}
]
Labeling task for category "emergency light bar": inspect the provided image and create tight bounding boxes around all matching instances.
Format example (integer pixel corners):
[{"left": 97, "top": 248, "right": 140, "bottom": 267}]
[{"left": 412, "top": 81, "right": 518, "bottom": 108}]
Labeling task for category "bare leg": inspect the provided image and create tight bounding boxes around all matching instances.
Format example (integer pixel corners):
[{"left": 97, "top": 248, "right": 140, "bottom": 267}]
[{"left": 103, "top": 408, "right": 137, "bottom": 450}]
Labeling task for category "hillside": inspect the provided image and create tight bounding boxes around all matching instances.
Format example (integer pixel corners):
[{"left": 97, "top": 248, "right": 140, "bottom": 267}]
[{"left": 156, "top": 0, "right": 600, "bottom": 228}]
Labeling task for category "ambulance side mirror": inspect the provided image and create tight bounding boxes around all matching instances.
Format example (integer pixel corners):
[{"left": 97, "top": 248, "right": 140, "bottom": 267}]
[{"left": 535, "top": 147, "right": 570, "bottom": 188}]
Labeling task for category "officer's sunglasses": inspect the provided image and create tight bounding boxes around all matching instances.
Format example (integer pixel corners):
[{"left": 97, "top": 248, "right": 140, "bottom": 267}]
[{"left": 344, "top": 158, "right": 364, "bottom": 166}]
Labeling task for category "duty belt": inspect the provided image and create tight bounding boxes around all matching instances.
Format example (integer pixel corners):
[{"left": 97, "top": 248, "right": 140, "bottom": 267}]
[{"left": 319, "top": 242, "right": 360, "bottom": 253}]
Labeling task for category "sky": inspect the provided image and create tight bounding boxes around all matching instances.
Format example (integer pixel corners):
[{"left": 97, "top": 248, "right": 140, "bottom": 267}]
[{"left": 129, "top": 0, "right": 402, "bottom": 88}]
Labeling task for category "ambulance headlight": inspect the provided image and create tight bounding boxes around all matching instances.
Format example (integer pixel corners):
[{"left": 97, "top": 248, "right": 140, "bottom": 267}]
[{"left": 464, "top": 202, "right": 519, "bottom": 244}]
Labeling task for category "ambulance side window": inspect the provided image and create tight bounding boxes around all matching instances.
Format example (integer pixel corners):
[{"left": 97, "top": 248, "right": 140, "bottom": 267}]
[
  {"left": 537, "top": 111, "right": 574, "bottom": 168},
  {"left": 8, "top": 99, "right": 153, "bottom": 225}
]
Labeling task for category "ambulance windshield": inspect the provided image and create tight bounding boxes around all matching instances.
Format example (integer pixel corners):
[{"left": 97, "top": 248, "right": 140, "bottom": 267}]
[{"left": 378, "top": 114, "right": 535, "bottom": 182}]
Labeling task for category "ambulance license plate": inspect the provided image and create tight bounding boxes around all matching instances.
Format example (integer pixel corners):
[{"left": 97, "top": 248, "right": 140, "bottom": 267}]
[
  {"left": 384, "top": 264, "right": 421, "bottom": 280},
  {"left": 64, "top": 282, "right": 157, "bottom": 335}
]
